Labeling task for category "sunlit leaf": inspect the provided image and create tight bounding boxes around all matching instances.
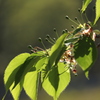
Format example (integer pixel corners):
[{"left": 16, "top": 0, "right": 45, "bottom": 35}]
[
  {"left": 94, "top": 0, "right": 100, "bottom": 24},
  {"left": 81, "top": 0, "right": 92, "bottom": 12},
  {"left": 56, "top": 63, "right": 70, "bottom": 98},
  {"left": 3, "top": 53, "right": 30, "bottom": 100},
  {"left": 74, "top": 36, "right": 97, "bottom": 78},
  {"left": 10, "top": 81, "right": 23, "bottom": 100},
  {"left": 13, "top": 53, "right": 44, "bottom": 88},
  {"left": 41, "top": 33, "right": 68, "bottom": 83},
  {"left": 49, "top": 33, "right": 68, "bottom": 66},
  {"left": 23, "top": 71, "right": 39, "bottom": 100},
  {"left": 4, "top": 53, "right": 30, "bottom": 92},
  {"left": 35, "top": 56, "right": 48, "bottom": 70},
  {"left": 42, "top": 63, "right": 70, "bottom": 100}
]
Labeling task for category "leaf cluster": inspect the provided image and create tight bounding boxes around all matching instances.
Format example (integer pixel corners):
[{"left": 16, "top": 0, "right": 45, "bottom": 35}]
[
  {"left": 82, "top": 0, "right": 100, "bottom": 24},
  {"left": 3, "top": 0, "right": 100, "bottom": 100}
]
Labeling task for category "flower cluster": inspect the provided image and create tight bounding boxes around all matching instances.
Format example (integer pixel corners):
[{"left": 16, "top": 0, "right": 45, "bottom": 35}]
[
  {"left": 59, "top": 23, "right": 97, "bottom": 76},
  {"left": 60, "top": 43, "right": 77, "bottom": 75},
  {"left": 76, "top": 24, "right": 96, "bottom": 41}
]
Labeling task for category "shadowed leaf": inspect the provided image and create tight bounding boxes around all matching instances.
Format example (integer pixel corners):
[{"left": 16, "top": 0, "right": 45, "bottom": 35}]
[
  {"left": 74, "top": 36, "right": 97, "bottom": 78},
  {"left": 43, "top": 63, "right": 70, "bottom": 100}
]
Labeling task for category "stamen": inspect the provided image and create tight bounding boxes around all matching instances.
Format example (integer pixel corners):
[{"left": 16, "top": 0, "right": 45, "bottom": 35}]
[
  {"left": 84, "top": 11, "right": 89, "bottom": 22},
  {"left": 45, "top": 38, "right": 54, "bottom": 45},
  {"left": 75, "top": 17, "right": 81, "bottom": 24},
  {"left": 28, "top": 45, "right": 38, "bottom": 53},
  {"left": 53, "top": 28, "right": 59, "bottom": 38},
  {"left": 46, "top": 34, "right": 55, "bottom": 43},
  {"left": 71, "top": 25, "right": 75, "bottom": 29},
  {"left": 65, "top": 15, "right": 79, "bottom": 25},
  {"left": 38, "top": 37, "right": 48, "bottom": 53},
  {"left": 62, "top": 30, "right": 66, "bottom": 34},
  {"left": 78, "top": 8, "right": 84, "bottom": 23}
]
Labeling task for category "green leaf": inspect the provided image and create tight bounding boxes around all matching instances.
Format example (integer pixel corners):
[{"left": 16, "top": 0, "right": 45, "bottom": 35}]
[
  {"left": 81, "top": 0, "right": 92, "bottom": 12},
  {"left": 56, "top": 63, "right": 70, "bottom": 98},
  {"left": 10, "top": 80, "right": 23, "bottom": 100},
  {"left": 94, "top": 29, "right": 100, "bottom": 35},
  {"left": 23, "top": 71, "right": 39, "bottom": 100},
  {"left": 35, "top": 56, "right": 48, "bottom": 70},
  {"left": 4, "top": 53, "right": 30, "bottom": 93},
  {"left": 42, "top": 63, "right": 70, "bottom": 100},
  {"left": 94, "top": 0, "right": 100, "bottom": 24},
  {"left": 49, "top": 33, "right": 68, "bottom": 66},
  {"left": 64, "top": 37, "right": 79, "bottom": 44},
  {"left": 13, "top": 53, "right": 43, "bottom": 88},
  {"left": 41, "top": 33, "right": 68, "bottom": 84},
  {"left": 4, "top": 53, "right": 30, "bottom": 100},
  {"left": 72, "top": 27, "right": 82, "bottom": 35},
  {"left": 74, "top": 36, "right": 97, "bottom": 78}
]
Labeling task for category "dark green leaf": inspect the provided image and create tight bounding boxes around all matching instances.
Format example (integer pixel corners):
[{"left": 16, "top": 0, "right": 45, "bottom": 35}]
[
  {"left": 64, "top": 37, "right": 79, "bottom": 44},
  {"left": 72, "top": 27, "right": 82, "bottom": 35},
  {"left": 74, "top": 36, "right": 97, "bottom": 78}
]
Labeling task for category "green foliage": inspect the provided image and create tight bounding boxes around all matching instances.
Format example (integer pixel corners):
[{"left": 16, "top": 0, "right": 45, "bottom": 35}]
[
  {"left": 94, "top": 0, "right": 100, "bottom": 24},
  {"left": 81, "top": 0, "right": 92, "bottom": 12},
  {"left": 42, "top": 63, "right": 70, "bottom": 100},
  {"left": 49, "top": 33, "right": 68, "bottom": 66},
  {"left": 3, "top": 1, "right": 100, "bottom": 100},
  {"left": 23, "top": 71, "right": 39, "bottom": 100},
  {"left": 74, "top": 36, "right": 97, "bottom": 78},
  {"left": 3, "top": 53, "right": 30, "bottom": 100},
  {"left": 82, "top": 0, "right": 100, "bottom": 24}
]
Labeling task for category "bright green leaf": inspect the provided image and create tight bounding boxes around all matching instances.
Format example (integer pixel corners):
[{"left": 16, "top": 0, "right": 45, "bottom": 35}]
[
  {"left": 35, "top": 56, "right": 48, "bottom": 70},
  {"left": 43, "top": 67, "right": 59, "bottom": 99},
  {"left": 74, "top": 36, "right": 97, "bottom": 78},
  {"left": 42, "top": 63, "right": 70, "bottom": 100},
  {"left": 13, "top": 54, "right": 43, "bottom": 88},
  {"left": 23, "top": 71, "right": 39, "bottom": 100},
  {"left": 10, "top": 80, "right": 23, "bottom": 100},
  {"left": 3, "top": 53, "right": 30, "bottom": 100},
  {"left": 56, "top": 63, "right": 70, "bottom": 98},
  {"left": 94, "top": 0, "right": 100, "bottom": 24},
  {"left": 4, "top": 53, "right": 30, "bottom": 92},
  {"left": 49, "top": 33, "right": 68, "bottom": 66},
  {"left": 41, "top": 33, "right": 68, "bottom": 83},
  {"left": 81, "top": 0, "right": 92, "bottom": 12}
]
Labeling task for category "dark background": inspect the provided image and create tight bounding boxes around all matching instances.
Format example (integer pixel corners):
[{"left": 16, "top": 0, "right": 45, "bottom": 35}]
[{"left": 0, "top": 0, "right": 100, "bottom": 100}]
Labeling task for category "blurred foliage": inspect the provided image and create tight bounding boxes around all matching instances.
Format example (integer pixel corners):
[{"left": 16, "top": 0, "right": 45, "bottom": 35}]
[{"left": 0, "top": 0, "right": 80, "bottom": 54}]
